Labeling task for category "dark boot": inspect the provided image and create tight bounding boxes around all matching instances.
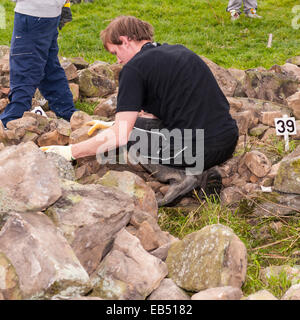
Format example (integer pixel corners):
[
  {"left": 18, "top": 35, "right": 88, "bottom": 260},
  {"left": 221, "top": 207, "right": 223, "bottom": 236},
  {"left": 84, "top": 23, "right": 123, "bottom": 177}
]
[
  {"left": 140, "top": 163, "right": 208, "bottom": 207},
  {"left": 203, "top": 167, "right": 223, "bottom": 198}
]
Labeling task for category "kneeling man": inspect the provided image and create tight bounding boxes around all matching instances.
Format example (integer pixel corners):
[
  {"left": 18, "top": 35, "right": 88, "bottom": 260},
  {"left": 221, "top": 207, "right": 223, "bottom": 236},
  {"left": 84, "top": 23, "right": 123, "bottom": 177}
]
[{"left": 42, "top": 15, "right": 238, "bottom": 206}]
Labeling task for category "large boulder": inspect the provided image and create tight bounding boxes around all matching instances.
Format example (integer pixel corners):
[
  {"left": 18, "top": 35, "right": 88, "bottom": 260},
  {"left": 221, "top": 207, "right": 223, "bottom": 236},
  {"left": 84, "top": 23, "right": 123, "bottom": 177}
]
[
  {"left": 243, "top": 69, "right": 299, "bottom": 105},
  {"left": 166, "top": 224, "right": 247, "bottom": 292},
  {"left": 273, "top": 145, "right": 300, "bottom": 194},
  {"left": 46, "top": 179, "right": 136, "bottom": 275},
  {"left": 0, "top": 212, "right": 90, "bottom": 300},
  {"left": 78, "top": 68, "right": 116, "bottom": 98},
  {"left": 90, "top": 229, "right": 168, "bottom": 300},
  {"left": 0, "top": 142, "right": 62, "bottom": 213}
]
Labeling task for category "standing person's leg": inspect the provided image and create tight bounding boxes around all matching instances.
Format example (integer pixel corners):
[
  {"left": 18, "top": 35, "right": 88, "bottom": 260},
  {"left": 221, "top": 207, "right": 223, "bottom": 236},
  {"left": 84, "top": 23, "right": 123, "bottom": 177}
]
[
  {"left": 0, "top": 13, "right": 45, "bottom": 127},
  {"left": 243, "top": 0, "right": 257, "bottom": 12},
  {"left": 244, "top": 0, "right": 262, "bottom": 18},
  {"left": 227, "top": 0, "right": 242, "bottom": 13},
  {"left": 227, "top": 0, "right": 242, "bottom": 20},
  {"left": 38, "top": 21, "right": 77, "bottom": 121}
]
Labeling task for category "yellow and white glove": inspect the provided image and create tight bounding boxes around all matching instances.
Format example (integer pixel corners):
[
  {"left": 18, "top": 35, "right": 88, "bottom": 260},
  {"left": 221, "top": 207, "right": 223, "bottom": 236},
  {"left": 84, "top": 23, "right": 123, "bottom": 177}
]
[
  {"left": 85, "top": 120, "right": 115, "bottom": 136},
  {"left": 40, "top": 145, "right": 75, "bottom": 161}
]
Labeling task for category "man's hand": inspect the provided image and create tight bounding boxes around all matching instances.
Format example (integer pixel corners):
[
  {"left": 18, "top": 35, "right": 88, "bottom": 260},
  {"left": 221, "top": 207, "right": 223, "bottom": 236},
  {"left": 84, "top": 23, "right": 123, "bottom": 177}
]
[
  {"left": 59, "top": 2, "right": 72, "bottom": 30},
  {"left": 85, "top": 120, "right": 115, "bottom": 136},
  {"left": 40, "top": 145, "right": 75, "bottom": 161}
]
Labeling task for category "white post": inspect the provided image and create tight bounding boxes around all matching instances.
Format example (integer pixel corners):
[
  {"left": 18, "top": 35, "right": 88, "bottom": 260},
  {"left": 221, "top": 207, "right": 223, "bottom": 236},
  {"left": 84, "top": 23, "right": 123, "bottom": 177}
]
[
  {"left": 283, "top": 114, "right": 289, "bottom": 152},
  {"left": 267, "top": 34, "right": 273, "bottom": 48}
]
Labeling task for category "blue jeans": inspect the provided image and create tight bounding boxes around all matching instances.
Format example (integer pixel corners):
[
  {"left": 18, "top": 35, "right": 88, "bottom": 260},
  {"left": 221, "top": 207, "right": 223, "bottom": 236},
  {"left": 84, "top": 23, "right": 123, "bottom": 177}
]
[{"left": 0, "top": 12, "right": 77, "bottom": 127}]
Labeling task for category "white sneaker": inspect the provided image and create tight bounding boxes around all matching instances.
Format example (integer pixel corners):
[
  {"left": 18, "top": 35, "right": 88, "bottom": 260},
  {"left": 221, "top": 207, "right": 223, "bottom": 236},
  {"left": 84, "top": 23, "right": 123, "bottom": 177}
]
[
  {"left": 230, "top": 10, "right": 240, "bottom": 21},
  {"left": 246, "top": 8, "right": 262, "bottom": 18}
]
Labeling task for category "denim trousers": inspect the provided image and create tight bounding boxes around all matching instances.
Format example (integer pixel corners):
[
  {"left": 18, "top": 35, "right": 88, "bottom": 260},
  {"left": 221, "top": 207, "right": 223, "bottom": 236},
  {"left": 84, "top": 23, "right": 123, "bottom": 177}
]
[{"left": 0, "top": 12, "right": 77, "bottom": 126}]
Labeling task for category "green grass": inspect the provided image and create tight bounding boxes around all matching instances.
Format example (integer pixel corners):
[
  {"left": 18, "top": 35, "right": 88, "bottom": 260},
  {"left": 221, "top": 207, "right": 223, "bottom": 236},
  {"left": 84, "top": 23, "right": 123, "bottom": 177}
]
[
  {"left": 74, "top": 100, "right": 98, "bottom": 115},
  {"left": 158, "top": 193, "right": 300, "bottom": 298},
  {"left": 0, "top": 0, "right": 299, "bottom": 69}
]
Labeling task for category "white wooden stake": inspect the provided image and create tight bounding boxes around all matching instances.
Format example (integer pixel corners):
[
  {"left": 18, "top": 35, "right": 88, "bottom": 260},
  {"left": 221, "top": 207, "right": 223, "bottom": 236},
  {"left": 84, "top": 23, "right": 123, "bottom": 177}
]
[
  {"left": 283, "top": 114, "right": 289, "bottom": 152},
  {"left": 267, "top": 33, "right": 273, "bottom": 48}
]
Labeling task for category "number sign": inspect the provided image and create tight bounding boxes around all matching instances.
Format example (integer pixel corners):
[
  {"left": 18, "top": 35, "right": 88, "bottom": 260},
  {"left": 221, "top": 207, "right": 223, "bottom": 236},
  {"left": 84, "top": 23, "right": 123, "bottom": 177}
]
[{"left": 274, "top": 117, "right": 297, "bottom": 136}]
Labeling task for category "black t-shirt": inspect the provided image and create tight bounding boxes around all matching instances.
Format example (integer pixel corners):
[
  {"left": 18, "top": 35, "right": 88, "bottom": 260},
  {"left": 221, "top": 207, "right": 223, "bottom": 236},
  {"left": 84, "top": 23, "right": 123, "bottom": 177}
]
[{"left": 117, "top": 42, "right": 237, "bottom": 143}]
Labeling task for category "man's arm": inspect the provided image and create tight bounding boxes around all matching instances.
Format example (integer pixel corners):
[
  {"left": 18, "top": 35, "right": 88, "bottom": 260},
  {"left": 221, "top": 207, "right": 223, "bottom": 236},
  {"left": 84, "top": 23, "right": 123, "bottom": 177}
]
[{"left": 71, "top": 111, "right": 139, "bottom": 159}]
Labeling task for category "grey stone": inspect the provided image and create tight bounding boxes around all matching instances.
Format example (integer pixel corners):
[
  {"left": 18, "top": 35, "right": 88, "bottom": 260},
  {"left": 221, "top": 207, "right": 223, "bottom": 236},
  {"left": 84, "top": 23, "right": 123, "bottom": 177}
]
[
  {"left": 191, "top": 286, "right": 243, "bottom": 300},
  {"left": 245, "top": 290, "right": 278, "bottom": 300},
  {"left": 147, "top": 278, "right": 190, "bottom": 300},
  {"left": 0, "top": 142, "right": 61, "bottom": 213},
  {"left": 166, "top": 224, "right": 247, "bottom": 292},
  {"left": 90, "top": 229, "right": 168, "bottom": 300},
  {"left": 281, "top": 284, "right": 300, "bottom": 300},
  {"left": 44, "top": 152, "right": 76, "bottom": 181},
  {"left": 0, "top": 212, "right": 90, "bottom": 300},
  {"left": 273, "top": 145, "right": 300, "bottom": 194},
  {"left": 46, "top": 179, "right": 135, "bottom": 275}
]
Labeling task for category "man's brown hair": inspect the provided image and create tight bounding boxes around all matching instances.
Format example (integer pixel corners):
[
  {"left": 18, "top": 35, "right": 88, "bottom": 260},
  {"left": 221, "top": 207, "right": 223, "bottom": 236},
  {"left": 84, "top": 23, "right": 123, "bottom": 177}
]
[{"left": 100, "top": 16, "right": 154, "bottom": 50}]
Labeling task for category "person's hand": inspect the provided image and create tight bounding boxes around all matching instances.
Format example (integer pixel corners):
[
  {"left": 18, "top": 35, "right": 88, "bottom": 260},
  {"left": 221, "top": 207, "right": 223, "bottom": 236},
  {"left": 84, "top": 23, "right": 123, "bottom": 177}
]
[
  {"left": 59, "top": 2, "right": 72, "bottom": 30},
  {"left": 85, "top": 120, "right": 115, "bottom": 136},
  {"left": 40, "top": 145, "right": 75, "bottom": 161}
]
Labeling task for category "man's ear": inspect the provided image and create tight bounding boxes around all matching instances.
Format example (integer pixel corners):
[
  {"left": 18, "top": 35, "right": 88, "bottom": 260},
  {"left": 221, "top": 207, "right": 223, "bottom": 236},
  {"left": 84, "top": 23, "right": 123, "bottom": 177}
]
[{"left": 119, "top": 36, "right": 130, "bottom": 46}]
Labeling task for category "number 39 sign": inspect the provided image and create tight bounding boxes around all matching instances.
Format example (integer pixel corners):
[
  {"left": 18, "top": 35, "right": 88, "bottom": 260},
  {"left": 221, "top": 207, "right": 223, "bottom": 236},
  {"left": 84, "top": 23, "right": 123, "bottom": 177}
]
[{"left": 274, "top": 115, "right": 297, "bottom": 151}]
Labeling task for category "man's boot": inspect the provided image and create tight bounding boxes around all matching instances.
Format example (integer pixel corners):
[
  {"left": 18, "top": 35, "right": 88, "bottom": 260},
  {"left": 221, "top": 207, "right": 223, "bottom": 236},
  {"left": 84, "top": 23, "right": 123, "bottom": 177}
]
[{"left": 139, "top": 163, "right": 209, "bottom": 207}]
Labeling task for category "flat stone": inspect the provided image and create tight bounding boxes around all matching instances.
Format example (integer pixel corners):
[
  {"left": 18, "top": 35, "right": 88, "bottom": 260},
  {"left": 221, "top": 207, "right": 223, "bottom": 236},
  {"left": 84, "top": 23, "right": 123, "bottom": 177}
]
[
  {"left": 244, "top": 290, "right": 278, "bottom": 300},
  {"left": 191, "top": 286, "right": 243, "bottom": 300},
  {"left": 148, "top": 278, "right": 190, "bottom": 300},
  {"left": 90, "top": 229, "right": 168, "bottom": 300}
]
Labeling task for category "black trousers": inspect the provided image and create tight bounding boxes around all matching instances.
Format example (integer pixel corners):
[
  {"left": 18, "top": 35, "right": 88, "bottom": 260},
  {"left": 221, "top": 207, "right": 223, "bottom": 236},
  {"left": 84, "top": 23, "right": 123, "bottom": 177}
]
[{"left": 128, "top": 117, "right": 239, "bottom": 172}]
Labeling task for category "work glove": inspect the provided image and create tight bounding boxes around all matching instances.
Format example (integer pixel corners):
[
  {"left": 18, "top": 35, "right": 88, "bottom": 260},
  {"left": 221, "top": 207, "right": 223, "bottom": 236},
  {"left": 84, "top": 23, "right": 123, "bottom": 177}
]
[
  {"left": 85, "top": 120, "right": 115, "bottom": 136},
  {"left": 59, "top": 2, "right": 72, "bottom": 30},
  {"left": 40, "top": 145, "right": 75, "bottom": 161}
]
